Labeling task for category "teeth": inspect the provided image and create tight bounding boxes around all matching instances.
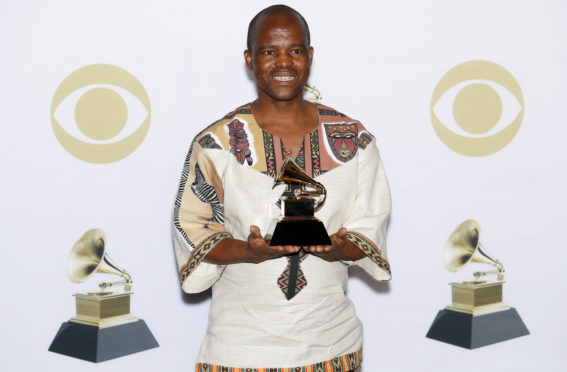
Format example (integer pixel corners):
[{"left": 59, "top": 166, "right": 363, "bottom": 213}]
[{"left": 273, "top": 76, "right": 295, "bottom": 81}]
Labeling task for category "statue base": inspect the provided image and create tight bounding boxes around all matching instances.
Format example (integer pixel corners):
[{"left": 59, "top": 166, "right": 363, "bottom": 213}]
[
  {"left": 270, "top": 217, "right": 331, "bottom": 246},
  {"left": 426, "top": 307, "right": 529, "bottom": 349},
  {"left": 49, "top": 319, "right": 159, "bottom": 362}
]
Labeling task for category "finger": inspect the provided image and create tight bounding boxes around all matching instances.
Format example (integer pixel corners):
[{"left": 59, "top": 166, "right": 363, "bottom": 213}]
[
  {"left": 330, "top": 234, "right": 341, "bottom": 245},
  {"left": 284, "top": 245, "right": 301, "bottom": 253},
  {"left": 322, "top": 244, "right": 334, "bottom": 252},
  {"left": 314, "top": 245, "right": 327, "bottom": 253},
  {"left": 331, "top": 234, "right": 346, "bottom": 249},
  {"left": 250, "top": 225, "right": 261, "bottom": 237},
  {"left": 271, "top": 245, "right": 299, "bottom": 253},
  {"left": 337, "top": 227, "right": 347, "bottom": 238}
]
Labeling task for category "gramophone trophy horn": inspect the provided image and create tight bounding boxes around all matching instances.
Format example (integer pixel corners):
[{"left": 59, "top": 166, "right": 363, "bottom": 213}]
[
  {"left": 273, "top": 155, "right": 327, "bottom": 211},
  {"left": 66, "top": 229, "right": 132, "bottom": 291},
  {"left": 49, "top": 229, "right": 158, "bottom": 362},
  {"left": 426, "top": 219, "right": 529, "bottom": 349},
  {"left": 269, "top": 157, "right": 331, "bottom": 246},
  {"left": 444, "top": 219, "right": 505, "bottom": 281}
]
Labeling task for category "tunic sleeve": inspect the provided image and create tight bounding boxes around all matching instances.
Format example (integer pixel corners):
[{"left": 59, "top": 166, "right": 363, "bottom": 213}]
[
  {"left": 342, "top": 139, "right": 392, "bottom": 281},
  {"left": 172, "top": 140, "right": 232, "bottom": 293}
]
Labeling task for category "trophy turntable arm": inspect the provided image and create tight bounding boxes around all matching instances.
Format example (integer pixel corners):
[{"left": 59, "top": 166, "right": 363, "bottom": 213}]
[
  {"left": 98, "top": 270, "right": 133, "bottom": 292},
  {"left": 473, "top": 262, "right": 505, "bottom": 281}
]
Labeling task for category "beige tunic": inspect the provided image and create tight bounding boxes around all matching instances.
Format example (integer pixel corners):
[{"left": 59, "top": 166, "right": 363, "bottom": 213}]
[{"left": 172, "top": 104, "right": 391, "bottom": 370}]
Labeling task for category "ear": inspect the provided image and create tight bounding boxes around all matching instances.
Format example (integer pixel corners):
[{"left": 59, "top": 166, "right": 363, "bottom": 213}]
[
  {"left": 308, "top": 46, "right": 314, "bottom": 66},
  {"left": 244, "top": 49, "right": 254, "bottom": 71}
]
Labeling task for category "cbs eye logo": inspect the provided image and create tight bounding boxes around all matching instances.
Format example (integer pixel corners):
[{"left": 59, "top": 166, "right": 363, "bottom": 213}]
[
  {"left": 431, "top": 60, "right": 524, "bottom": 157},
  {"left": 51, "top": 64, "right": 150, "bottom": 163}
]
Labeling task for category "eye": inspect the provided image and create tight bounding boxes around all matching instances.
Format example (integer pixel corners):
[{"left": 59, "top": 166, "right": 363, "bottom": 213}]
[
  {"left": 291, "top": 48, "right": 302, "bottom": 54},
  {"left": 51, "top": 64, "right": 151, "bottom": 163},
  {"left": 262, "top": 50, "right": 275, "bottom": 56},
  {"left": 430, "top": 60, "right": 524, "bottom": 157},
  {"left": 433, "top": 80, "right": 522, "bottom": 138},
  {"left": 53, "top": 84, "right": 148, "bottom": 144}
]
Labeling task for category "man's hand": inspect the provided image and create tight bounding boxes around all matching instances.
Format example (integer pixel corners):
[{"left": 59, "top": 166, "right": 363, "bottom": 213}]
[
  {"left": 247, "top": 225, "right": 301, "bottom": 263},
  {"left": 204, "top": 226, "right": 364, "bottom": 265},
  {"left": 302, "top": 227, "right": 366, "bottom": 262}
]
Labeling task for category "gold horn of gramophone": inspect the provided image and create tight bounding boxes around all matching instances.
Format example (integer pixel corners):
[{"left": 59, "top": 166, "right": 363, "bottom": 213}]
[
  {"left": 273, "top": 156, "right": 326, "bottom": 211},
  {"left": 425, "top": 219, "right": 529, "bottom": 349},
  {"left": 444, "top": 219, "right": 505, "bottom": 282},
  {"left": 269, "top": 157, "right": 331, "bottom": 246},
  {"left": 67, "top": 228, "right": 132, "bottom": 292},
  {"left": 49, "top": 228, "right": 158, "bottom": 362}
]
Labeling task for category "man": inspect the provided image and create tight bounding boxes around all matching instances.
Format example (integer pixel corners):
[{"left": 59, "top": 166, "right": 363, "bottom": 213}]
[{"left": 173, "top": 5, "right": 391, "bottom": 371}]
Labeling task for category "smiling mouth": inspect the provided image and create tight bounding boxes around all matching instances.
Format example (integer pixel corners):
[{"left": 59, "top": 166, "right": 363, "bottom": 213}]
[{"left": 273, "top": 76, "right": 295, "bottom": 81}]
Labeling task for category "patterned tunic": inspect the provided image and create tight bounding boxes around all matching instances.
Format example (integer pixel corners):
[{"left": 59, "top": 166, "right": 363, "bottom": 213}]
[{"left": 173, "top": 103, "right": 392, "bottom": 371}]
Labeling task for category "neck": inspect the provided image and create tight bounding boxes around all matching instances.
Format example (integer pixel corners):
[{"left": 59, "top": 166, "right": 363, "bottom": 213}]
[{"left": 252, "top": 93, "right": 314, "bottom": 124}]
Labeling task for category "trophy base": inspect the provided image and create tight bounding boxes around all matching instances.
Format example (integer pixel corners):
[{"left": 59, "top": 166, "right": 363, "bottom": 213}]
[
  {"left": 71, "top": 291, "right": 135, "bottom": 327},
  {"left": 426, "top": 307, "right": 529, "bottom": 349},
  {"left": 270, "top": 218, "right": 331, "bottom": 246},
  {"left": 49, "top": 319, "right": 159, "bottom": 362}
]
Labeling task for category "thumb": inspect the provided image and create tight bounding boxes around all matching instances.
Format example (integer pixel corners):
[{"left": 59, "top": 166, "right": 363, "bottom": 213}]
[
  {"left": 337, "top": 227, "right": 347, "bottom": 238},
  {"left": 250, "top": 225, "right": 261, "bottom": 237}
]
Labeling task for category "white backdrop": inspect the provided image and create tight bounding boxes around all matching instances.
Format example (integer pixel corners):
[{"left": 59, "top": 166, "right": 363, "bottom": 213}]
[{"left": 1, "top": 0, "right": 566, "bottom": 371}]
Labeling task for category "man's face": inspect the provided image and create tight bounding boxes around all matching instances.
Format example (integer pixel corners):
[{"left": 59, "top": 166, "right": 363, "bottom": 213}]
[{"left": 244, "top": 12, "right": 313, "bottom": 102}]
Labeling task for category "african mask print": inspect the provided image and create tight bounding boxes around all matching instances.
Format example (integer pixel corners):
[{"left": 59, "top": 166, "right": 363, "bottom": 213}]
[
  {"left": 324, "top": 122, "right": 359, "bottom": 162},
  {"left": 227, "top": 119, "right": 253, "bottom": 165}
]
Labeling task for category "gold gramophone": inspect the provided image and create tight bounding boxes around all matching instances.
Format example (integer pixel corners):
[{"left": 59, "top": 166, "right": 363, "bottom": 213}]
[
  {"left": 269, "top": 156, "right": 331, "bottom": 246},
  {"left": 444, "top": 219, "right": 508, "bottom": 315},
  {"left": 426, "top": 220, "right": 529, "bottom": 349},
  {"left": 66, "top": 229, "right": 136, "bottom": 327},
  {"left": 49, "top": 229, "right": 158, "bottom": 362}
]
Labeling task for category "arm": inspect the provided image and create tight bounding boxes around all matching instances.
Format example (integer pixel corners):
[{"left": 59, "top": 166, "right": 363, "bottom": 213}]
[
  {"left": 203, "top": 225, "right": 301, "bottom": 264},
  {"left": 341, "top": 139, "right": 392, "bottom": 280},
  {"left": 173, "top": 140, "right": 235, "bottom": 293},
  {"left": 205, "top": 226, "right": 365, "bottom": 264},
  {"left": 303, "top": 136, "right": 392, "bottom": 278}
]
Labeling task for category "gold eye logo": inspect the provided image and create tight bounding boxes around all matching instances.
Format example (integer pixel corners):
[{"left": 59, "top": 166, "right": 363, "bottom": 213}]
[
  {"left": 51, "top": 64, "right": 150, "bottom": 163},
  {"left": 431, "top": 60, "right": 524, "bottom": 156}
]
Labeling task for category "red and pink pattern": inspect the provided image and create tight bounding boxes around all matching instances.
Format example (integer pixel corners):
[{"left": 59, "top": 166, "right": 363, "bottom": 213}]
[
  {"left": 277, "top": 251, "right": 309, "bottom": 298},
  {"left": 196, "top": 348, "right": 362, "bottom": 372},
  {"left": 180, "top": 232, "right": 233, "bottom": 283},
  {"left": 228, "top": 119, "right": 253, "bottom": 165},
  {"left": 324, "top": 123, "right": 359, "bottom": 162},
  {"left": 345, "top": 231, "right": 390, "bottom": 275}
]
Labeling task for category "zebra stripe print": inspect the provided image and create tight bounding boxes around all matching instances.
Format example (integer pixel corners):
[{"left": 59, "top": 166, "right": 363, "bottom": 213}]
[{"left": 191, "top": 163, "right": 224, "bottom": 226}]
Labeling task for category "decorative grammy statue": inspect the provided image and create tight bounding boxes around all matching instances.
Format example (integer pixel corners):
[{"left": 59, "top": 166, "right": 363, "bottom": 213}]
[
  {"left": 269, "top": 156, "right": 331, "bottom": 246},
  {"left": 49, "top": 229, "right": 158, "bottom": 362},
  {"left": 426, "top": 220, "right": 529, "bottom": 349}
]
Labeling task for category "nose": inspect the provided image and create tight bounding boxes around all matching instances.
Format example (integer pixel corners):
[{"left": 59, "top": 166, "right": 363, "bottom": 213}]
[{"left": 275, "top": 53, "right": 291, "bottom": 69}]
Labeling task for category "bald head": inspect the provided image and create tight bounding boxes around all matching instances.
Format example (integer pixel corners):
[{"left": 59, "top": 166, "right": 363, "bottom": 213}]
[{"left": 246, "top": 5, "right": 310, "bottom": 51}]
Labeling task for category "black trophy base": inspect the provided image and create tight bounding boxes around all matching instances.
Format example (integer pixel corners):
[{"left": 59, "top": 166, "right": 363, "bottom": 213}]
[
  {"left": 49, "top": 319, "right": 159, "bottom": 362},
  {"left": 270, "top": 218, "right": 331, "bottom": 246},
  {"left": 426, "top": 307, "right": 529, "bottom": 349}
]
